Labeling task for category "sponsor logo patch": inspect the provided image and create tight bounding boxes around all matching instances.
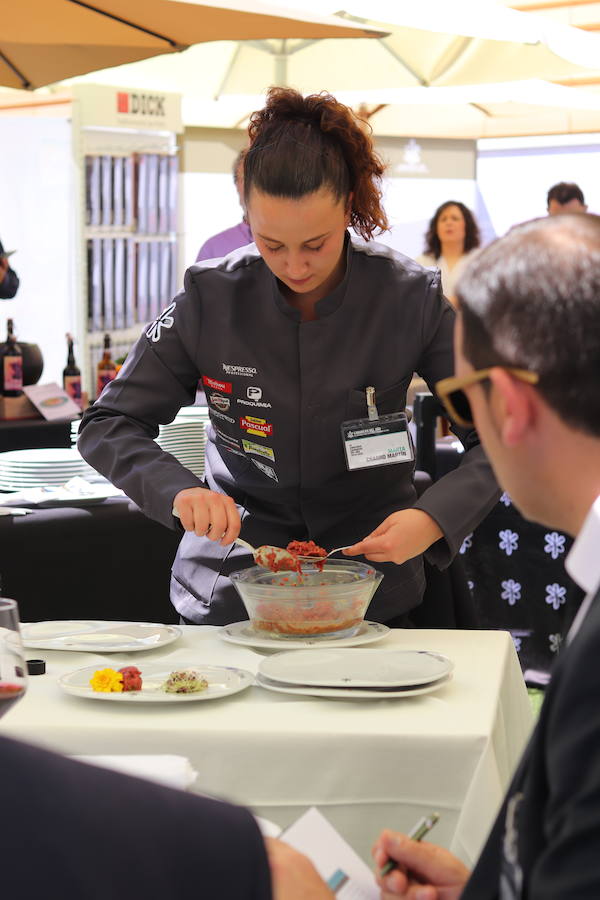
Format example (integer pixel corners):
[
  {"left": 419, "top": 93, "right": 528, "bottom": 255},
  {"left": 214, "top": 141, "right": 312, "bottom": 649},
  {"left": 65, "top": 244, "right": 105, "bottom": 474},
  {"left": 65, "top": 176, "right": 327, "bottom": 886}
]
[
  {"left": 209, "top": 408, "right": 235, "bottom": 425},
  {"left": 247, "top": 386, "right": 262, "bottom": 401},
  {"left": 242, "top": 439, "right": 275, "bottom": 461},
  {"left": 223, "top": 363, "right": 257, "bottom": 377},
  {"left": 240, "top": 415, "right": 273, "bottom": 438},
  {"left": 251, "top": 458, "right": 278, "bottom": 481},
  {"left": 209, "top": 393, "right": 230, "bottom": 412},
  {"left": 202, "top": 375, "right": 232, "bottom": 394}
]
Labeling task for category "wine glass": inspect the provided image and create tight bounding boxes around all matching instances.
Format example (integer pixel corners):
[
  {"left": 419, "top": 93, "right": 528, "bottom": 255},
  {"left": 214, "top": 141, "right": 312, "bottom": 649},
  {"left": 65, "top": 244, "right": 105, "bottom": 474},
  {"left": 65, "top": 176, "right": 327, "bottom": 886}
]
[{"left": 0, "top": 598, "right": 28, "bottom": 718}]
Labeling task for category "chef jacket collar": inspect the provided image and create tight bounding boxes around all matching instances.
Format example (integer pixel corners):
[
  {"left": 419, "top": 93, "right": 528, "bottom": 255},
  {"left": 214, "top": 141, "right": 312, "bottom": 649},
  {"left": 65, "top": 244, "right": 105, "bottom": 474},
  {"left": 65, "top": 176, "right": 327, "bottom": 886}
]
[{"left": 271, "top": 232, "right": 353, "bottom": 322}]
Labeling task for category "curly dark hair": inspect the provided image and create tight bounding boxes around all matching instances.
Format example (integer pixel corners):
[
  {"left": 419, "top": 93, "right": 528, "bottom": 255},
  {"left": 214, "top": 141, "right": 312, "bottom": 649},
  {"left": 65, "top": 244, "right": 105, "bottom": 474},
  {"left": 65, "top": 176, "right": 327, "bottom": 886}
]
[
  {"left": 244, "top": 87, "right": 388, "bottom": 241},
  {"left": 423, "top": 200, "right": 480, "bottom": 259}
]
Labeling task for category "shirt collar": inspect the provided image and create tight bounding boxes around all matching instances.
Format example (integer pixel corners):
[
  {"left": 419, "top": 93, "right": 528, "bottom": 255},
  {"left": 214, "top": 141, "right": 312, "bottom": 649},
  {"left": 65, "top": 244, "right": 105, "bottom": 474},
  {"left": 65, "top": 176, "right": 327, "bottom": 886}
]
[{"left": 565, "top": 495, "right": 600, "bottom": 595}]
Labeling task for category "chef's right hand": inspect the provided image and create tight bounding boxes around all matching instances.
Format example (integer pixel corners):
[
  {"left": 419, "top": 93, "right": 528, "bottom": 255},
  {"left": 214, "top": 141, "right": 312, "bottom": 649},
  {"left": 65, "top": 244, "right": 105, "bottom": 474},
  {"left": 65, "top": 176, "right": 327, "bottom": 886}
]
[{"left": 173, "top": 487, "right": 241, "bottom": 545}]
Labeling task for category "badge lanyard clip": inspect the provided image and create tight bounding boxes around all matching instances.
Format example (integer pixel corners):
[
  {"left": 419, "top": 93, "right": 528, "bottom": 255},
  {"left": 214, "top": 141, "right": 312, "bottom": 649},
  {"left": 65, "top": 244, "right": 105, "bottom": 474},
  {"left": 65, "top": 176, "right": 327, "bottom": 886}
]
[{"left": 366, "top": 385, "right": 379, "bottom": 421}]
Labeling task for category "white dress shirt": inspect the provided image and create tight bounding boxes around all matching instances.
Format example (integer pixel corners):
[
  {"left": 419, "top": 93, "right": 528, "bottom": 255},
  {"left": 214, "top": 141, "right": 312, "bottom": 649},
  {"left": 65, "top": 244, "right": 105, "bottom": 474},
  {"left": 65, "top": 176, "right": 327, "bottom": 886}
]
[{"left": 565, "top": 495, "right": 600, "bottom": 643}]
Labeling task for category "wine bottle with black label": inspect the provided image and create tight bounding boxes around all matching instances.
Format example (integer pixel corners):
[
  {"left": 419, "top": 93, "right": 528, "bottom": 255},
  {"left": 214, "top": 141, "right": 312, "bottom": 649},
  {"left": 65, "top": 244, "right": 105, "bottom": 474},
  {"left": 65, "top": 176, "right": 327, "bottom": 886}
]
[
  {"left": 63, "top": 332, "right": 82, "bottom": 408},
  {"left": 1, "top": 319, "right": 23, "bottom": 397},
  {"left": 96, "top": 333, "right": 117, "bottom": 399}
]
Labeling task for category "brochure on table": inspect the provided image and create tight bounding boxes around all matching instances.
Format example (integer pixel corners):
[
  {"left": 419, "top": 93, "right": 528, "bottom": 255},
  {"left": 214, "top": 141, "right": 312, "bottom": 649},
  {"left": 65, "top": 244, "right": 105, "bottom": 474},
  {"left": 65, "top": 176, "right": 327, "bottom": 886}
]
[{"left": 23, "top": 383, "right": 81, "bottom": 421}]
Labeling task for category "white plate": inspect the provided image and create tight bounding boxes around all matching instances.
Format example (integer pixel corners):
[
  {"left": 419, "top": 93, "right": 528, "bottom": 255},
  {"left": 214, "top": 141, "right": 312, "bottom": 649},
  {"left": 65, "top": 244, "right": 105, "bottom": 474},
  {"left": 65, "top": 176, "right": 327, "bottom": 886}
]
[
  {"left": 255, "top": 672, "right": 452, "bottom": 699},
  {"left": 259, "top": 648, "right": 454, "bottom": 688},
  {"left": 21, "top": 621, "right": 182, "bottom": 652},
  {"left": 219, "top": 620, "right": 389, "bottom": 650},
  {"left": 59, "top": 663, "right": 254, "bottom": 703}
]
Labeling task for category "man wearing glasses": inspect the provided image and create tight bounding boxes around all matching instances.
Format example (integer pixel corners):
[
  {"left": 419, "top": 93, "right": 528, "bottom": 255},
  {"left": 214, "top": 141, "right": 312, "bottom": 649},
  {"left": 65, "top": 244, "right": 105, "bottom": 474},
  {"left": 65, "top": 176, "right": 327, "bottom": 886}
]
[{"left": 367, "top": 213, "right": 600, "bottom": 898}]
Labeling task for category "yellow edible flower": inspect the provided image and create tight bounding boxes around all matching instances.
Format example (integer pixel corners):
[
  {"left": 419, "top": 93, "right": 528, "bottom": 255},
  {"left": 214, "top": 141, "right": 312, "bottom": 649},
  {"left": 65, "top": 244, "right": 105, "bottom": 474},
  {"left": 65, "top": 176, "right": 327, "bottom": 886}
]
[{"left": 90, "top": 668, "right": 124, "bottom": 693}]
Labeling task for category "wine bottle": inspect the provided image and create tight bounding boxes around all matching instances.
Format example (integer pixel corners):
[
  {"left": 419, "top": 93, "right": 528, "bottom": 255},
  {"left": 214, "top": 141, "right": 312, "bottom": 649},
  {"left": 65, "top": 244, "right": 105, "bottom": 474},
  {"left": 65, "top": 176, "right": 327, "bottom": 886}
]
[
  {"left": 1, "top": 319, "right": 23, "bottom": 397},
  {"left": 96, "top": 333, "right": 117, "bottom": 399},
  {"left": 63, "top": 333, "right": 82, "bottom": 408}
]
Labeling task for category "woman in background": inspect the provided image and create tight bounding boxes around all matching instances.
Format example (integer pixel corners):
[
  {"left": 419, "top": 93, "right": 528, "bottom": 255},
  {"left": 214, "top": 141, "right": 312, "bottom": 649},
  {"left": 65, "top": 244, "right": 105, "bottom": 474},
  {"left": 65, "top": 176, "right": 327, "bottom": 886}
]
[{"left": 417, "top": 200, "right": 480, "bottom": 306}]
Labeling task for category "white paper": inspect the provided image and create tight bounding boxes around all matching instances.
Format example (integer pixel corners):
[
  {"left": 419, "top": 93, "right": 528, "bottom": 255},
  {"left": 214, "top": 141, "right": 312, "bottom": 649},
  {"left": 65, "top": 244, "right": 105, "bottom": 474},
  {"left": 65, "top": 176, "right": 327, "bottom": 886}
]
[
  {"left": 101, "top": 154, "right": 113, "bottom": 227},
  {"left": 147, "top": 154, "right": 159, "bottom": 235},
  {"left": 91, "top": 237, "right": 103, "bottom": 332},
  {"left": 102, "top": 238, "right": 114, "bottom": 331},
  {"left": 125, "top": 238, "right": 136, "bottom": 328},
  {"left": 281, "top": 808, "right": 379, "bottom": 899},
  {"left": 114, "top": 238, "right": 125, "bottom": 330},
  {"left": 137, "top": 153, "right": 149, "bottom": 234},
  {"left": 124, "top": 156, "right": 135, "bottom": 228},
  {"left": 159, "top": 240, "right": 171, "bottom": 307},
  {"left": 137, "top": 241, "right": 149, "bottom": 324},
  {"left": 158, "top": 154, "right": 169, "bottom": 234},
  {"left": 170, "top": 240, "right": 178, "bottom": 298},
  {"left": 149, "top": 240, "right": 160, "bottom": 320},
  {"left": 23, "top": 383, "right": 81, "bottom": 421},
  {"left": 89, "top": 156, "right": 101, "bottom": 227},
  {"left": 168, "top": 154, "right": 179, "bottom": 233},
  {"left": 112, "top": 157, "right": 124, "bottom": 229}
]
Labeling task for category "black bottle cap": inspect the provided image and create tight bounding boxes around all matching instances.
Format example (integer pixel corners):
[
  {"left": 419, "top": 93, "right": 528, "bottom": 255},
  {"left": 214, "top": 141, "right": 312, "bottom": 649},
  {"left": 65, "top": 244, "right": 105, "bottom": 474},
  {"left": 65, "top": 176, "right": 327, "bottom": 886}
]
[{"left": 27, "top": 658, "right": 46, "bottom": 675}]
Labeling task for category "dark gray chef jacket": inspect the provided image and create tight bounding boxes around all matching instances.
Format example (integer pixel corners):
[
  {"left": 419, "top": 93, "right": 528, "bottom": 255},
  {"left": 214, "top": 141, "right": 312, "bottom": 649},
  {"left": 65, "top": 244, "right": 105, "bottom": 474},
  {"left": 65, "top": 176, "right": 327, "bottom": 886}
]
[{"left": 79, "top": 236, "right": 499, "bottom": 624}]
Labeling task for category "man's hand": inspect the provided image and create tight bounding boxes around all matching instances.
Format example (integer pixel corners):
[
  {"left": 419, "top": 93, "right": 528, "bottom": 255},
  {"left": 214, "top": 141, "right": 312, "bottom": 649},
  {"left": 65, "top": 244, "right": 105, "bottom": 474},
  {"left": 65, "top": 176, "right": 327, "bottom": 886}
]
[
  {"left": 372, "top": 830, "right": 470, "bottom": 900},
  {"left": 266, "top": 838, "right": 334, "bottom": 900},
  {"left": 0, "top": 256, "right": 8, "bottom": 284},
  {"left": 172, "top": 486, "right": 240, "bottom": 544},
  {"left": 343, "top": 509, "right": 443, "bottom": 565}
]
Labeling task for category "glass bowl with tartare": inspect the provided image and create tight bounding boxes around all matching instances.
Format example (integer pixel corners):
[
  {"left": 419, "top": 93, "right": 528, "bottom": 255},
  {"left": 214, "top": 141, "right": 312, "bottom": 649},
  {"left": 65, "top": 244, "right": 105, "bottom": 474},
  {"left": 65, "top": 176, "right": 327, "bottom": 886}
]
[{"left": 230, "top": 559, "right": 383, "bottom": 639}]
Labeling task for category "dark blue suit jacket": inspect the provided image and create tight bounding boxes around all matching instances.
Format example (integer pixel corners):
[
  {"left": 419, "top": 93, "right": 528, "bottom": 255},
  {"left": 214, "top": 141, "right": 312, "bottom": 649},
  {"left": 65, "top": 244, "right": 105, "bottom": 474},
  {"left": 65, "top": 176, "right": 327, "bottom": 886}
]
[
  {"left": 463, "top": 588, "right": 600, "bottom": 899},
  {"left": 1, "top": 735, "right": 272, "bottom": 899}
]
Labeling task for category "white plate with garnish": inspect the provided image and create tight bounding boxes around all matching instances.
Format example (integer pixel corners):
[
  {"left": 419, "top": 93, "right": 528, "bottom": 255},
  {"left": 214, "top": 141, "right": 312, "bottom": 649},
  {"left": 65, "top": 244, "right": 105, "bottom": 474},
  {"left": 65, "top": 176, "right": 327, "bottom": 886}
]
[
  {"left": 219, "top": 620, "right": 390, "bottom": 650},
  {"left": 59, "top": 663, "right": 254, "bottom": 703},
  {"left": 21, "top": 621, "right": 182, "bottom": 653}
]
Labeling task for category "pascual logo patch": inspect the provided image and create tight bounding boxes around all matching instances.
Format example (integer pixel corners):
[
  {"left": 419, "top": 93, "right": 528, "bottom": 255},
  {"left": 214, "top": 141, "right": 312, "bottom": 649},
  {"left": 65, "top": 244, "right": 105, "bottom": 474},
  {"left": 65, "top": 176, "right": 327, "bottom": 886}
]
[
  {"left": 240, "top": 415, "right": 273, "bottom": 438},
  {"left": 202, "top": 375, "right": 232, "bottom": 394},
  {"left": 210, "top": 393, "right": 230, "bottom": 412},
  {"left": 223, "top": 364, "right": 257, "bottom": 377}
]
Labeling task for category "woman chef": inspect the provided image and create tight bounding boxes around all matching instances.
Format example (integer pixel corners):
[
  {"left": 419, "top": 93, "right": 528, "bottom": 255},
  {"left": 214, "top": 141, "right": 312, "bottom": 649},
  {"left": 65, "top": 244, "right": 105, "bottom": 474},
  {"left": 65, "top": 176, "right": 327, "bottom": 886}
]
[{"left": 79, "top": 88, "right": 499, "bottom": 626}]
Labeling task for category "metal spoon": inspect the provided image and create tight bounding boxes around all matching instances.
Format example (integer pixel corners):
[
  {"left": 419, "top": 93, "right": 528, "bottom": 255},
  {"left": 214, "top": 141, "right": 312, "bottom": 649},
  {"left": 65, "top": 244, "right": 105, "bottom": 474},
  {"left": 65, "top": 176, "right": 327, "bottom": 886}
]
[
  {"left": 234, "top": 538, "right": 301, "bottom": 572},
  {"left": 171, "top": 507, "right": 300, "bottom": 571},
  {"left": 294, "top": 545, "right": 353, "bottom": 564}
]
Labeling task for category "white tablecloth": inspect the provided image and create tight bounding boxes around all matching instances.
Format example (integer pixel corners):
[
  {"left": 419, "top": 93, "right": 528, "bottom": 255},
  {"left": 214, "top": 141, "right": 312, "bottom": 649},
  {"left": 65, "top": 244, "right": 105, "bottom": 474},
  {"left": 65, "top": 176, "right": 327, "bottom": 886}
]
[{"left": 1, "top": 625, "right": 533, "bottom": 866}]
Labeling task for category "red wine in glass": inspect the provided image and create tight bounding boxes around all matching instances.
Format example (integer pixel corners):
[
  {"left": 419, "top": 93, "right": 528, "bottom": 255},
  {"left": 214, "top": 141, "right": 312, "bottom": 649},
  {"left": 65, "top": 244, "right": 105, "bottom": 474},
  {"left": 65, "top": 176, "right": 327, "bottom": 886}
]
[{"left": 0, "top": 598, "right": 28, "bottom": 718}]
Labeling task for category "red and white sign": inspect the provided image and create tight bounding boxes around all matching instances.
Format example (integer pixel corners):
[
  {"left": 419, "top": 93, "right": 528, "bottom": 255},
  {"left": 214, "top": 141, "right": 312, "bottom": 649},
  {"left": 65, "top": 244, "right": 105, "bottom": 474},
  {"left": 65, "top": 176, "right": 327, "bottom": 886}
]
[
  {"left": 202, "top": 375, "right": 232, "bottom": 394},
  {"left": 240, "top": 416, "right": 274, "bottom": 437}
]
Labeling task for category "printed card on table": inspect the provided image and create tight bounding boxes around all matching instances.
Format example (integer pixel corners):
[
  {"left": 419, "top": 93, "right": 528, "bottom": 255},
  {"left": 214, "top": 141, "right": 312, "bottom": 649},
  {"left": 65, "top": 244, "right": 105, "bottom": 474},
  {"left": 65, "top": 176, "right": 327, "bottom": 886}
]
[{"left": 23, "top": 383, "right": 81, "bottom": 421}]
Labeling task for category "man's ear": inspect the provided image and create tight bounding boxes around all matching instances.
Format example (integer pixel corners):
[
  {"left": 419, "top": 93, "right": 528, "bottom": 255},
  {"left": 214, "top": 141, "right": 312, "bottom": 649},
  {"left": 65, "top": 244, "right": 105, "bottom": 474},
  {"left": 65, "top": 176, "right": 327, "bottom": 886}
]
[{"left": 489, "top": 368, "right": 536, "bottom": 448}]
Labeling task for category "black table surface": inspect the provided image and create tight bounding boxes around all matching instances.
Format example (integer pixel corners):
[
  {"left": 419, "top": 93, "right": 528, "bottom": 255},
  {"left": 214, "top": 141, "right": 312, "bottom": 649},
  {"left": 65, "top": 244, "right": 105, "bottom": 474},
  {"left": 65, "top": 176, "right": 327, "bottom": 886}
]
[
  {"left": 0, "top": 497, "right": 181, "bottom": 623},
  {"left": 0, "top": 417, "right": 73, "bottom": 453}
]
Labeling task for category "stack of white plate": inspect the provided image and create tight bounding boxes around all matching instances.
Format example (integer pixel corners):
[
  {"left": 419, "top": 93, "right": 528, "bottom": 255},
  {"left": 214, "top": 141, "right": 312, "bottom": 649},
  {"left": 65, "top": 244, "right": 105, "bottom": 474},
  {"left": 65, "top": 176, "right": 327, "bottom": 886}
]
[
  {"left": 0, "top": 448, "right": 97, "bottom": 492},
  {"left": 71, "top": 405, "right": 211, "bottom": 481},
  {"left": 256, "top": 648, "right": 454, "bottom": 700},
  {"left": 156, "top": 405, "right": 210, "bottom": 479}
]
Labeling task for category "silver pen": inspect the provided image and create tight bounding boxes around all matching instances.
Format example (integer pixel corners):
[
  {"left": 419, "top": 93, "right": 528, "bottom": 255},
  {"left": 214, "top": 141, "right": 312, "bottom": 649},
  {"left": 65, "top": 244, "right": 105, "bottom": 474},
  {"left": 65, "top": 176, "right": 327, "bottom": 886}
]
[{"left": 379, "top": 812, "right": 440, "bottom": 877}]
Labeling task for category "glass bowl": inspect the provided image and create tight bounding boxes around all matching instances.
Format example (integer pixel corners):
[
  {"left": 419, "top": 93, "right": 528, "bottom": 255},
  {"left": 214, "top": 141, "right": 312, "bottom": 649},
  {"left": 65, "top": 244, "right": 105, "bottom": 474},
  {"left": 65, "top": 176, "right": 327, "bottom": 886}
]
[{"left": 230, "top": 559, "right": 383, "bottom": 639}]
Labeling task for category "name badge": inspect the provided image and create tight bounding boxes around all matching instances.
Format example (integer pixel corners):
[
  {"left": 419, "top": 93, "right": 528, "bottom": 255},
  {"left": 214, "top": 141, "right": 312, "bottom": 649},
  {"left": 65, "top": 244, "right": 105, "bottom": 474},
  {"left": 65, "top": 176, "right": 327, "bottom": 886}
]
[{"left": 341, "top": 412, "right": 414, "bottom": 471}]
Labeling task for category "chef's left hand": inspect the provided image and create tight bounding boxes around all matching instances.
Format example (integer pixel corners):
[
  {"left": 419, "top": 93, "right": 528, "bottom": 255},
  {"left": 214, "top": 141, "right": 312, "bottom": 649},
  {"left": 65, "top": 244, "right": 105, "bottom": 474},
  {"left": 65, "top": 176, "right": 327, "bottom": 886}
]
[{"left": 343, "top": 509, "right": 443, "bottom": 565}]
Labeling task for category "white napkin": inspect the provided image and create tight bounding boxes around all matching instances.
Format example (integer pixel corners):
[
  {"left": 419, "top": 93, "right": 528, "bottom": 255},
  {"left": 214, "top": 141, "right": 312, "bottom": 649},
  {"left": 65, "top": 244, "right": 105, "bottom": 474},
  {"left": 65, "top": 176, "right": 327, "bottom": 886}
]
[{"left": 73, "top": 754, "right": 198, "bottom": 790}]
